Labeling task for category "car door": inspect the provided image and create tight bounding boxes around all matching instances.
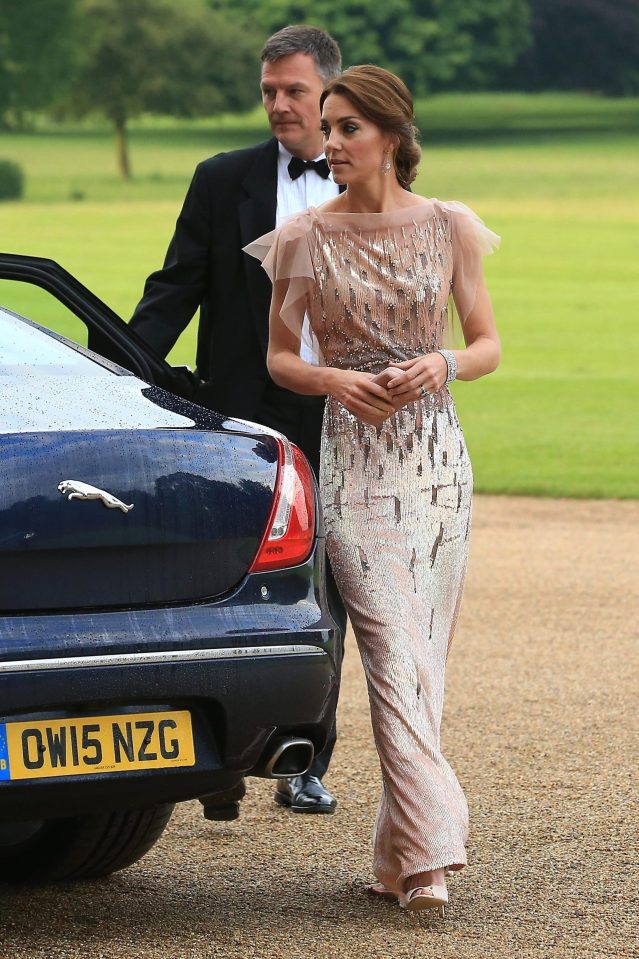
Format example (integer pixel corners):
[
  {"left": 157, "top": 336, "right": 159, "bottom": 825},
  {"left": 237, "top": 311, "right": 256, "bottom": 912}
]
[{"left": 0, "top": 253, "right": 198, "bottom": 400}]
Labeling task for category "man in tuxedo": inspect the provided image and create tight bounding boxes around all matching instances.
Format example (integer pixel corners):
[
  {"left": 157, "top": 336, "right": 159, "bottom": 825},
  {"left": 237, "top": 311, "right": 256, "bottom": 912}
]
[{"left": 130, "top": 25, "right": 345, "bottom": 814}]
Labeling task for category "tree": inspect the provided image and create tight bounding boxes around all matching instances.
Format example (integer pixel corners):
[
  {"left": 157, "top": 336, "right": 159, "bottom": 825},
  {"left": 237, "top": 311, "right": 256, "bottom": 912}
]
[
  {"left": 0, "top": 0, "right": 79, "bottom": 126},
  {"left": 419, "top": 0, "right": 531, "bottom": 92},
  {"left": 502, "top": 0, "right": 639, "bottom": 95},
  {"left": 69, "top": 0, "right": 262, "bottom": 179},
  {"left": 209, "top": 0, "right": 531, "bottom": 96}
]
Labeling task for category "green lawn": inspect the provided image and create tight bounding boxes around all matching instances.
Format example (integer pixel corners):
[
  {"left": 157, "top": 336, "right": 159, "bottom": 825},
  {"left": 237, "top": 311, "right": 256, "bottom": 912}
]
[{"left": 0, "top": 93, "right": 637, "bottom": 498}]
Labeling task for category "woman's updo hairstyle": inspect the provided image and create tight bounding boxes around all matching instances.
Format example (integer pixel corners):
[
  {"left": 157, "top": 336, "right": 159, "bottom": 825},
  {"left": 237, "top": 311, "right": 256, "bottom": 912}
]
[{"left": 320, "top": 65, "right": 421, "bottom": 188}]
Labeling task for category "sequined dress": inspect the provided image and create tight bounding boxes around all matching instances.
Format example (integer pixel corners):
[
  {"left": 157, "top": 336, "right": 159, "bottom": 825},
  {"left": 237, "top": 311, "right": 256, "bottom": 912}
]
[{"left": 247, "top": 200, "right": 499, "bottom": 892}]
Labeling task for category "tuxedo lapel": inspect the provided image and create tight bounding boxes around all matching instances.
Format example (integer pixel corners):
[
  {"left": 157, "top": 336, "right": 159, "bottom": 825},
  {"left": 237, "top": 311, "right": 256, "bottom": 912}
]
[
  {"left": 238, "top": 139, "right": 343, "bottom": 355},
  {"left": 239, "top": 138, "right": 278, "bottom": 240},
  {"left": 239, "top": 139, "right": 279, "bottom": 355}
]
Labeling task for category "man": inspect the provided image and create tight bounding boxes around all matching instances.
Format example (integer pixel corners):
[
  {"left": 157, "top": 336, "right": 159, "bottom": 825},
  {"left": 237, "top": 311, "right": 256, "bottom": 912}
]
[{"left": 130, "top": 25, "right": 345, "bottom": 814}]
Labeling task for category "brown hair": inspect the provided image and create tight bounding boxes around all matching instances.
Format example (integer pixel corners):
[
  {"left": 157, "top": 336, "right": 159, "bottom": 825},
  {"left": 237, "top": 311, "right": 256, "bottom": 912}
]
[{"left": 320, "top": 65, "right": 421, "bottom": 188}]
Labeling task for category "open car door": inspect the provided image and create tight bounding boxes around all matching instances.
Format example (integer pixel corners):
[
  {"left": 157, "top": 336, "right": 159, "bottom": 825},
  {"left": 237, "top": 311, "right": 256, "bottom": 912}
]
[{"left": 0, "top": 253, "right": 198, "bottom": 401}]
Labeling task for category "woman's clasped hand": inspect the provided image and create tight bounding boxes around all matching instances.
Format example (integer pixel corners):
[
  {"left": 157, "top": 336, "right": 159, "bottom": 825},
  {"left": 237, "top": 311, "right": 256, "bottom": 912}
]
[
  {"left": 323, "top": 368, "right": 396, "bottom": 427},
  {"left": 375, "top": 353, "right": 450, "bottom": 403},
  {"left": 325, "top": 353, "right": 451, "bottom": 428}
]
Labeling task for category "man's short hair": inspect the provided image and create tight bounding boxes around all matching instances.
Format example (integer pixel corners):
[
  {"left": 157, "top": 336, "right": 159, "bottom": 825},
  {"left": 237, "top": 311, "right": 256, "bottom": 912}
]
[{"left": 261, "top": 25, "right": 342, "bottom": 83}]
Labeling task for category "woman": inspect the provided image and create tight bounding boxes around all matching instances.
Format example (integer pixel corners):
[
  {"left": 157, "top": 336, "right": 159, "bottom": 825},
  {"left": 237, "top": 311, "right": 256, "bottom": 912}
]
[{"left": 246, "top": 65, "right": 500, "bottom": 915}]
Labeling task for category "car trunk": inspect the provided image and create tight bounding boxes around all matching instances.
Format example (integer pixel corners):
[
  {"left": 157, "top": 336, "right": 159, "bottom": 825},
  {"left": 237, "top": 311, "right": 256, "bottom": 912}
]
[{"left": 0, "top": 428, "right": 277, "bottom": 612}]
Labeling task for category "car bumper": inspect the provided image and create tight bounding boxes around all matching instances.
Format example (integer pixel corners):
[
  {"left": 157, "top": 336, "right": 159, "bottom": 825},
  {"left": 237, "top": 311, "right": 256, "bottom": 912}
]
[
  {"left": 0, "top": 554, "right": 341, "bottom": 821},
  {"left": 0, "top": 639, "right": 337, "bottom": 820}
]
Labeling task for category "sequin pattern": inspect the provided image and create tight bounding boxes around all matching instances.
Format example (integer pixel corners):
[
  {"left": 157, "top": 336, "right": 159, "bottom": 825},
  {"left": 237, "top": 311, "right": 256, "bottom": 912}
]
[
  {"left": 321, "top": 403, "right": 472, "bottom": 890},
  {"left": 309, "top": 214, "right": 452, "bottom": 393},
  {"left": 308, "top": 209, "right": 471, "bottom": 891},
  {"left": 245, "top": 202, "right": 498, "bottom": 893}
]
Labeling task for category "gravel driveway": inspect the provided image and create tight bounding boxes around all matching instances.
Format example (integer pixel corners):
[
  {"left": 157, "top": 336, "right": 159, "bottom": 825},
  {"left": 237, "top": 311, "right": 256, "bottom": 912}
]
[{"left": 1, "top": 495, "right": 637, "bottom": 959}]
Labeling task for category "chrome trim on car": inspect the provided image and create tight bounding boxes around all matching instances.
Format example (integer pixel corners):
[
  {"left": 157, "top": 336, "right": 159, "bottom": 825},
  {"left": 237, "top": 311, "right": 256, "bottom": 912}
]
[
  {"left": 262, "top": 736, "right": 314, "bottom": 779},
  {"left": 0, "top": 644, "right": 326, "bottom": 674},
  {"left": 57, "top": 480, "right": 134, "bottom": 513}
]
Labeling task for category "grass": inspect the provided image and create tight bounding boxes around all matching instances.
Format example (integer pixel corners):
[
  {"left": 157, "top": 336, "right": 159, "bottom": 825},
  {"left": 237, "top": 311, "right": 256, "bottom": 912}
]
[{"left": 0, "top": 93, "right": 637, "bottom": 498}]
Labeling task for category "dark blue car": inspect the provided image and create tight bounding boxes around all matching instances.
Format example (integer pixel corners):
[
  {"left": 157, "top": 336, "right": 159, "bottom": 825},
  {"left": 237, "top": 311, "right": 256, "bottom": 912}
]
[{"left": 0, "top": 255, "right": 339, "bottom": 882}]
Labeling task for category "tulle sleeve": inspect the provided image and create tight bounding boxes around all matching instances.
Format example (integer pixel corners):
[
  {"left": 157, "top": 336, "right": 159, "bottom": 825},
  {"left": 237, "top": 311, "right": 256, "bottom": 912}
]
[
  {"left": 243, "top": 211, "right": 316, "bottom": 341},
  {"left": 441, "top": 200, "right": 500, "bottom": 325}
]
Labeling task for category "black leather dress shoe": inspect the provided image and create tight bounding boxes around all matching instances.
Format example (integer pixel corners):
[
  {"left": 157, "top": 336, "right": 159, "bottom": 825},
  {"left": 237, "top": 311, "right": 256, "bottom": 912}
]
[{"left": 274, "top": 774, "right": 337, "bottom": 814}]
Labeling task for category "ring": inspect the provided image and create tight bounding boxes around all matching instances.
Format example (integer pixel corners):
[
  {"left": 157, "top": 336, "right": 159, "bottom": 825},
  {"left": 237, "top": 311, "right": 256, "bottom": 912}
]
[{"left": 419, "top": 385, "right": 428, "bottom": 397}]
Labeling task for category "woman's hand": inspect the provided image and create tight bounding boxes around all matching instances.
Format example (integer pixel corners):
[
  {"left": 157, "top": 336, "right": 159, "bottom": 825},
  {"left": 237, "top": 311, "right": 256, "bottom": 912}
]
[
  {"left": 374, "top": 354, "right": 449, "bottom": 408},
  {"left": 326, "top": 369, "right": 396, "bottom": 427}
]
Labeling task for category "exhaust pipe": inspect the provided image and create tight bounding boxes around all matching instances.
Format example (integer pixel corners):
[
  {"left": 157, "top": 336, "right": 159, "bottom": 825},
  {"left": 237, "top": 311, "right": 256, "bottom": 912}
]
[{"left": 259, "top": 736, "right": 314, "bottom": 779}]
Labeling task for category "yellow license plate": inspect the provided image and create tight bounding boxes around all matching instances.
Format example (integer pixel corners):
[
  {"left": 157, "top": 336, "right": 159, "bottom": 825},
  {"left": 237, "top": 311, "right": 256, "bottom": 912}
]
[{"left": 0, "top": 710, "right": 195, "bottom": 781}]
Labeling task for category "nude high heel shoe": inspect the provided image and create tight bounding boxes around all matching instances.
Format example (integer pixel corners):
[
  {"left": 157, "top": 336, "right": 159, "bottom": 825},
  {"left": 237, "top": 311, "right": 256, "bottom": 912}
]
[
  {"left": 367, "top": 869, "right": 453, "bottom": 898},
  {"left": 399, "top": 883, "right": 448, "bottom": 918}
]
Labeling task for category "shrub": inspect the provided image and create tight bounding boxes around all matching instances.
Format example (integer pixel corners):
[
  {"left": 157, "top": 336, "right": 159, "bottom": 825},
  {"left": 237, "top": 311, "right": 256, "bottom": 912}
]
[{"left": 0, "top": 160, "right": 24, "bottom": 200}]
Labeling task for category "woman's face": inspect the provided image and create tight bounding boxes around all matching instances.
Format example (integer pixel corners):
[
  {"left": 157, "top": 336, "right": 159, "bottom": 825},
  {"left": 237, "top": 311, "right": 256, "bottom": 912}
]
[{"left": 321, "top": 93, "right": 394, "bottom": 186}]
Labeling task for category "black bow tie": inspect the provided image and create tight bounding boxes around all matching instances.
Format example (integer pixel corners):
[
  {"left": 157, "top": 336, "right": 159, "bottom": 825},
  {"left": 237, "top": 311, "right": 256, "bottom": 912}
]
[{"left": 287, "top": 156, "right": 330, "bottom": 180}]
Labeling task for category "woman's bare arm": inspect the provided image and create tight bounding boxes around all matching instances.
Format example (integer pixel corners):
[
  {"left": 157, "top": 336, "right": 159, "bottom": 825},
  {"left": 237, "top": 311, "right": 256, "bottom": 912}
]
[
  {"left": 380, "top": 275, "right": 501, "bottom": 402},
  {"left": 266, "top": 278, "right": 396, "bottom": 426}
]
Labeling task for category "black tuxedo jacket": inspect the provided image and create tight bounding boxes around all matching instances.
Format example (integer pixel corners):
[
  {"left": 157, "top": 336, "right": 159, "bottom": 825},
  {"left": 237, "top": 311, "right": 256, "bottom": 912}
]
[{"left": 131, "top": 137, "right": 321, "bottom": 425}]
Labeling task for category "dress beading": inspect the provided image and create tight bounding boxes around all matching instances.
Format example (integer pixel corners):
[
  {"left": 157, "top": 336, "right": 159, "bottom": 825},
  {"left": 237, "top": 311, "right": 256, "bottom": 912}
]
[{"left": 246, "top": 199, "right": 499, "bottom": 891}]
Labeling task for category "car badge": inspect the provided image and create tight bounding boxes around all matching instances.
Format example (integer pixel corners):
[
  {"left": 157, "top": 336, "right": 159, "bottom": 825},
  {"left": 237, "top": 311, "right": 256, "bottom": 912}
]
[{"left": 57, "top": 480, "right": 133, "bottom": 513}]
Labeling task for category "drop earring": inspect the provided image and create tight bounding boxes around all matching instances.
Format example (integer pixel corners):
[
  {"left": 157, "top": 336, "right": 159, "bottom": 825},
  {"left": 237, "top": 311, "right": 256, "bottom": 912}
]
[{"left": 381, "top": 152, "right": 392, "bottom": 175}]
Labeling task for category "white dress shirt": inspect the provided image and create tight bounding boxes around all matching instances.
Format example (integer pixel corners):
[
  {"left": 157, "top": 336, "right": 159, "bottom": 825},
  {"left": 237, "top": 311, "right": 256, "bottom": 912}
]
[{"left": 276, "top": 143, "right": 339, "bottom": 364}]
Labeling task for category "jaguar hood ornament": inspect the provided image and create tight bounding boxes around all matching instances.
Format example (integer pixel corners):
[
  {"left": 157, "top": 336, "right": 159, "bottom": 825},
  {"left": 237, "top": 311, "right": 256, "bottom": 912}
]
[{"left": 57, "top": 480, "right": 134, "bottom": 513}]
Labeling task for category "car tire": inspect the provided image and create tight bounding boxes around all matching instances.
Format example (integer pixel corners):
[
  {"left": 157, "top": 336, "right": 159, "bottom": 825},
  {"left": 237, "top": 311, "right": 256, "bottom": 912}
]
[{"left": 0, "top": 803, "right": 174, "bottom": 882}]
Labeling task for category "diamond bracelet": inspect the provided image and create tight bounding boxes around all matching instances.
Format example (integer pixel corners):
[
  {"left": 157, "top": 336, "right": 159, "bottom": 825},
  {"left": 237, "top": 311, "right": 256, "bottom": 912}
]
[{"left": 436, "top": 349, "right": 457, "bottom": 385}]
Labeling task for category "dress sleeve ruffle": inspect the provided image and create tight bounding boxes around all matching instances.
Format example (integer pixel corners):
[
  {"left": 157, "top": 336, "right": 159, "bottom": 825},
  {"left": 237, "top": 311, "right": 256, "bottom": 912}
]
[
  {"left": 243, "top": 211, "right": 316, "bottom": 340},
  {"left": 439, "top": 200, "right": 500, "bottom": 325}
]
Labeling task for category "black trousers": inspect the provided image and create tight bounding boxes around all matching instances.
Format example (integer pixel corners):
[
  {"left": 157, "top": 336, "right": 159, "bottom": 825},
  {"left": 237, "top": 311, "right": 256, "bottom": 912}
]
[{"left": 258, "top": 386, "right": 347, "bottom": 779}]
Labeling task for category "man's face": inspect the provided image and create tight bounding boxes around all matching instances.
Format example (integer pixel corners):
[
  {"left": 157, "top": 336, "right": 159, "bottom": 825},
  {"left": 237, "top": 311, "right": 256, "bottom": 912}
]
[{"left": 261, "top": 53, "right": 325, "bottom": 160}]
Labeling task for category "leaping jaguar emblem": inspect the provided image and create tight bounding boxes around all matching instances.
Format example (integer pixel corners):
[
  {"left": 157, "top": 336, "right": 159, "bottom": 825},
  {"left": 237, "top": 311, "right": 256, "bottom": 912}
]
[{"left": 57, "top": 480, "right": 134, "bottom": 513}]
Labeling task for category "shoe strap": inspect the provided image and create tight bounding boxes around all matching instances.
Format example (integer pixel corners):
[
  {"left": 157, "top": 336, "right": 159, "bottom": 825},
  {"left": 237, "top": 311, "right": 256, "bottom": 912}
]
[
  {"left": 407, "top": 885, "right": 447, "bottom": 902},
  {"left": 408, "top": 886, "right": 434, "bottom": 899}
]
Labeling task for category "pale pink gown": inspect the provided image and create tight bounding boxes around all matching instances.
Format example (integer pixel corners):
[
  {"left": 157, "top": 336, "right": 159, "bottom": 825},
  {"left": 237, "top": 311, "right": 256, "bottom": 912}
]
[{"left": 247, "top": 200, "right": 499, "bottom": 893}]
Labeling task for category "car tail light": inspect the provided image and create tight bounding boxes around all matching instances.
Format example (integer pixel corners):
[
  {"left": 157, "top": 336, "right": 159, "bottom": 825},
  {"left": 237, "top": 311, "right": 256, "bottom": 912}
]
[{"left": 249, "top": 438, "right": 316, "bottom": 572}]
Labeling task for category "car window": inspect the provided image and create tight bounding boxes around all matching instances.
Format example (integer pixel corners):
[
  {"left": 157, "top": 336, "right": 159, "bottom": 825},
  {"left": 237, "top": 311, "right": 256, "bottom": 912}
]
[
  {"left": 0, "top": 309, "right": 196, "bottom": 432},
  {"left": 0, "top": 309, "right": 109, "bottom": 373},
  {"left": 0, "top": 279, "right": 89, "bottom": 348}
]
